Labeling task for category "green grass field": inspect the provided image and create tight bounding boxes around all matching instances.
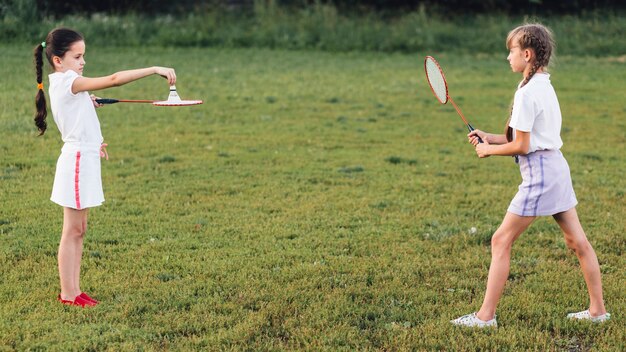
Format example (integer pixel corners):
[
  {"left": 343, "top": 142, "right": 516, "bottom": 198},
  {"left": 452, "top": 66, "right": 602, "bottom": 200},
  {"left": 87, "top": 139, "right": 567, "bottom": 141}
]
[{"left": 1, "top": 45, "right": 624, "bottom": 350}]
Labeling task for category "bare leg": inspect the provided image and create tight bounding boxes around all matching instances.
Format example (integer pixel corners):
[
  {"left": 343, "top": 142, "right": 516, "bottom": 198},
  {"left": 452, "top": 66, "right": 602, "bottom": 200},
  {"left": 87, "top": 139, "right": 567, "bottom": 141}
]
[
  {"left": 58, "top": 207, "right": 88, "bottom": 300},
  {"left": 74, "top": 211, "right": 88, "bottom": 295},
  {"left": 553, "top": 208, "right": 606, "bottom": 316},
  {"left": 476, "top": 212, "right": 535, "bottom": 321}
]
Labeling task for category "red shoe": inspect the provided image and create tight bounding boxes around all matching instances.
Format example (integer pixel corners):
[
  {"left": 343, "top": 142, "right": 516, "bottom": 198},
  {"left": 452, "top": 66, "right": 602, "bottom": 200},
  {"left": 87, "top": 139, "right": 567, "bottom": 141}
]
[
  {"left": 57, "top": 294, "right": 97, "bottom": 307},
  {"left": 79, "top": 292, "right": 99, "bottom": 304},
  {"left": 75, "top": 295, "right": 98, "bottom": 307},
  {"left": 57, "top": 294, "right": 75, "bottom": 306}
]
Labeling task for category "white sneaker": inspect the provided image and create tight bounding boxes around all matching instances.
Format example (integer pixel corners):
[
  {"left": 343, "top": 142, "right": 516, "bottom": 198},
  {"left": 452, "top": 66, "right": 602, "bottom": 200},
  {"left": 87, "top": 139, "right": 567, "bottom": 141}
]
[
  {"left": 567, "top": 310, "right": 611, "bottom": 323},
  {"left": 451, "top": 312, "right": 497, "bottom": 328}
]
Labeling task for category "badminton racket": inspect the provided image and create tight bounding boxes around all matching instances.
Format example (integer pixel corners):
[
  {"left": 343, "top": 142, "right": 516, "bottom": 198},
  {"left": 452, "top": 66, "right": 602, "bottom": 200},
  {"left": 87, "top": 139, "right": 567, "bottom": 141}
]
[
  {"left": 95, "top": 86, "right": 203, "bottom": 107},
  {"left": 424, "top": 56, "right": 482, "bottom": 143}
]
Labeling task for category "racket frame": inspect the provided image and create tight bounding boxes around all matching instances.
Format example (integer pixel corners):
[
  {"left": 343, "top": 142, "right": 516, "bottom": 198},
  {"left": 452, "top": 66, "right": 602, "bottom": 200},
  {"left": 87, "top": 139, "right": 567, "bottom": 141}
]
[
  {"left": 424, "top": 56, "right": 482, "bottom": 142},
  {"left": 95, "top": 98, "right": 203, "bottom": 106}
]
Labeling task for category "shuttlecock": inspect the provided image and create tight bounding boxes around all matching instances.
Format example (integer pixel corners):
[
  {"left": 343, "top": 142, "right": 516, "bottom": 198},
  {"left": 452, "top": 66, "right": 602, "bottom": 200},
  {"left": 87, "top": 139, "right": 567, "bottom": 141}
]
[{"left": 166, "top": 85, "right": 182, "bottom": 103}]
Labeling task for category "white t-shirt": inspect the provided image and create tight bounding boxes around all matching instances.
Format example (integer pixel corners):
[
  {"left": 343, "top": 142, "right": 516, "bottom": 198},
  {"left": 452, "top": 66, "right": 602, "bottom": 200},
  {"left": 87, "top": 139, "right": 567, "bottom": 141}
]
[
  {"left": 509, "top": 73, "right": 563, "bottom": 153},
  {"left": 48, "top": 70, "right": 103, "bottom": 145}
]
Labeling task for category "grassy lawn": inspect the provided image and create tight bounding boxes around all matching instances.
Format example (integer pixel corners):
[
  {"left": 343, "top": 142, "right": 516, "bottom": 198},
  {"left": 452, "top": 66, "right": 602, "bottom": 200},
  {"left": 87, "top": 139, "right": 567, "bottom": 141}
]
[{"left": 0, "top": 45, "right": 624, "bottom": 350}]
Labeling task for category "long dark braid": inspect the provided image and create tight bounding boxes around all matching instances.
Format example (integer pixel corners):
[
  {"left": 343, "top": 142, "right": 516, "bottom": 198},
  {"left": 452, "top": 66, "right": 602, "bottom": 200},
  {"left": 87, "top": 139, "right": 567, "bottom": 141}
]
[
  {"left": 34, "top": 43, "right": 47, "bottom": 135},
  {"left": 504, "top": 24, "right": 555, "bottom": 142},
  {"left": 33, "top": 28, "right": 84, "bottom": 136}
]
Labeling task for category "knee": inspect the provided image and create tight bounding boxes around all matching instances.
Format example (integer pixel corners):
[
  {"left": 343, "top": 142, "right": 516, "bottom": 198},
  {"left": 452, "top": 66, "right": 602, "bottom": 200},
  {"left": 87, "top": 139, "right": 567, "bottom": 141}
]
[
  {"left": 565, "top": 236, "right": 592, "bottom": 255},
  {"left": 64, "top": 223, "right": 87, "bottom": 239},
  {"left": 491, "top": 232, "right": 514, "bottom": 254}
]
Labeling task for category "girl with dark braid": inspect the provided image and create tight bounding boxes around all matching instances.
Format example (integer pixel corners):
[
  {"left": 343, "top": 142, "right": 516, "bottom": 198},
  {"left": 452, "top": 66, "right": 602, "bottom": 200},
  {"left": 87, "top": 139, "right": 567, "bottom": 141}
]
[
  {"left": 35, "top": 27, "right": 176, "bottom": 307},
  {"left": 451, "top": 23, "right": 610, "bottom": 327}
]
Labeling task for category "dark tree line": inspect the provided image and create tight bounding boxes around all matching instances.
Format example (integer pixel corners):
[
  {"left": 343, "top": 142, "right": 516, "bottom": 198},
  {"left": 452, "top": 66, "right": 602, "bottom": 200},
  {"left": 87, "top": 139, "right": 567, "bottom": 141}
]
[{"left": 3, "top": 0, "right": 623, "bottom": 18}]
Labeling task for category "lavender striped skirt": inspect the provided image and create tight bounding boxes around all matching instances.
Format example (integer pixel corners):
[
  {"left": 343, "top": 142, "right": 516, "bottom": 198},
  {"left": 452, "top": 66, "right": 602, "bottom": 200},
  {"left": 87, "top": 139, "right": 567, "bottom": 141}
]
[{"left": 508, "top": 150, "right": 577, "bottom": 217}]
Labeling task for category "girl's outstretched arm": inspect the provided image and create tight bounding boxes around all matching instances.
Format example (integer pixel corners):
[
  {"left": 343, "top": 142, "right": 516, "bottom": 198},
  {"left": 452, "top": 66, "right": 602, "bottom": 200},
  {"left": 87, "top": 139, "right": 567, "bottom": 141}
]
[
  {"left": 71, "top": 67, "right": 176, "bottom": 94},
  {"left": 474, "top": 129, "right": 530, "bottom": 158}
]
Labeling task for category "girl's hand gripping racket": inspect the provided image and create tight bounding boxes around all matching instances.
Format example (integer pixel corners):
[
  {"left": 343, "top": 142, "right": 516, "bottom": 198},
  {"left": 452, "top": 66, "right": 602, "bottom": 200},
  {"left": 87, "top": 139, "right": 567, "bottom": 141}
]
[{"left": 424, "top": 56, "right": 483, "bottom": 143}]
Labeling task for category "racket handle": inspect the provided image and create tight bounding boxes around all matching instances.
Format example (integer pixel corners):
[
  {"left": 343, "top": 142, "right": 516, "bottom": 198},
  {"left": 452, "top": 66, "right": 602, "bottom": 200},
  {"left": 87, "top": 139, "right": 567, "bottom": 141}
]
[
  {"left": 467, "top": 124, "right": 484, "bottom": 144},
  {"left": 95, "top": 98, "right": 119, "bottom": 104}
]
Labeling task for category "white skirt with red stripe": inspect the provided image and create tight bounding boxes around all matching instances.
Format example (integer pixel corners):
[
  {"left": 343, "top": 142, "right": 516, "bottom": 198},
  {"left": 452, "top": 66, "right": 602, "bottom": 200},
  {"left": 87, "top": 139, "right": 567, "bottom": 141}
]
[{"left": 50, "top": 143, "right": 104, "bottom": 210}]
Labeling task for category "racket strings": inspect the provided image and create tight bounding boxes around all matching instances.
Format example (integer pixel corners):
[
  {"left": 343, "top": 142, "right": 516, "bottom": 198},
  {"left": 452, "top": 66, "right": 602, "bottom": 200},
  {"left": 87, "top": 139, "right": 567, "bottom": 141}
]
[{"left": 425, "top": 59, "right": 448, "bottom": 104}]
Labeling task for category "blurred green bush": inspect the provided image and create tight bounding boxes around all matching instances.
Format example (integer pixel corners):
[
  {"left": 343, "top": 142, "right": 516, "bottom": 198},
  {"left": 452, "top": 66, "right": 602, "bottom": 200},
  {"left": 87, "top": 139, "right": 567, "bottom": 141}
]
[{"left": 1, "top": 1, "right": 624, "bottom": 56}]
